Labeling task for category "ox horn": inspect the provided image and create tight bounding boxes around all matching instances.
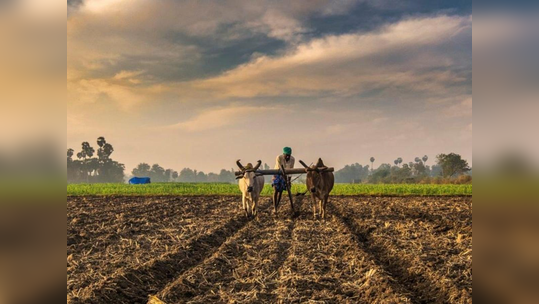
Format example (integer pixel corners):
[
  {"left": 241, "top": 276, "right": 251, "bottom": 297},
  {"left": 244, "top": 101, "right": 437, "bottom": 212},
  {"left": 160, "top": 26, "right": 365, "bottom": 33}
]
[
  {"left": 236, "top": 159, "right": 246, "bottom": 171},
  {"left": 299, "top": 160, "right": 314, "bottom": 172},
  {"left": 253, "top": 160, "right": 262, "bottom": 171}
]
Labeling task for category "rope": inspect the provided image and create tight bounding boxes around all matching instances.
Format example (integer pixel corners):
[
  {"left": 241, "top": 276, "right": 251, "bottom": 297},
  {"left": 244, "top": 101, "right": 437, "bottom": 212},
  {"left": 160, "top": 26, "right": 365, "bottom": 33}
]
[
  {"left": 291, "top": 173, "right": 304, "bottom": 183},
  {"left": 290, "top": 162, "right": 312, "bottom": 183}
]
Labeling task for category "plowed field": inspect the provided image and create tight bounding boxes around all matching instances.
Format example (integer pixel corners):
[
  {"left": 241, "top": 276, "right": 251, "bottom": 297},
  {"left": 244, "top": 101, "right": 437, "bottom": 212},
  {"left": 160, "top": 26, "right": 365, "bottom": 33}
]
[{"left": 67, "top": 195, "right": 472, "bottom": 304}]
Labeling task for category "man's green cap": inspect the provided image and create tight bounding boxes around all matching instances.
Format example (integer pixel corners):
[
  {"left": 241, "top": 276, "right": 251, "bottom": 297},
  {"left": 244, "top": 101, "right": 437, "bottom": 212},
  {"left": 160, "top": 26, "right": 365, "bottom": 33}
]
[{"left": 283, "top": 147, "right": 292, "bottom": 155}]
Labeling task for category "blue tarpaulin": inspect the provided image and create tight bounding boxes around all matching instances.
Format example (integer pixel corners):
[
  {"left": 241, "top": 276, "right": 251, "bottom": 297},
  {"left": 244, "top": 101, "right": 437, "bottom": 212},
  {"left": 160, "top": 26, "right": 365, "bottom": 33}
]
[{"left": 129, "top": 177, "right": 151, "bottom": 184}]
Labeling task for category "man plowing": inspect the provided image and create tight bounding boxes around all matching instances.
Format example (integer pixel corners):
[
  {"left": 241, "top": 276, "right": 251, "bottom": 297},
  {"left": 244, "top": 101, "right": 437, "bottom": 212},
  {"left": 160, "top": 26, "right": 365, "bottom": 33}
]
[{"left": 272, "top": 147, "right": 295, "bottom": 214}]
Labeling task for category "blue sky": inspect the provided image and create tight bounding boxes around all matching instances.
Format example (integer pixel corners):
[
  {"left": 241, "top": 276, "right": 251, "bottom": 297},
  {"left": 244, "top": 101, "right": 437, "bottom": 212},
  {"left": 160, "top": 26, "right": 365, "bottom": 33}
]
[{"left": 67, "top": 0, "right": 472, "bottom": 172}]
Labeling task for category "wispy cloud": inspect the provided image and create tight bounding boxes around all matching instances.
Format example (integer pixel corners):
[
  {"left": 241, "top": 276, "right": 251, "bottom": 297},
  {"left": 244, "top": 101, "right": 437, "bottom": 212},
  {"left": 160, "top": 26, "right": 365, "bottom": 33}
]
[
  {"left": 445, "top": 97, "right": 472, "bottom": 117},
  {"left": 169, "top": 105, "right": 281, "bottom": 132}
]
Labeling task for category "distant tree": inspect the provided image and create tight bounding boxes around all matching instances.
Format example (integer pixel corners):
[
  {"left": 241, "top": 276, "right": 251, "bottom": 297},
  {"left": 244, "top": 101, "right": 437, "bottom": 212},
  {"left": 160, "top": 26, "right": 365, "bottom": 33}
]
[
  {"left": 422, "top": 155, "right": 429, "bottom": 165},
  {"left": 397, "top": 157, "right": 403, "bottom": 167},
  {"left": 150, "top": 164, "right": 167, "bottom": 182},
  {"left": 75, "top": 142, "right": 96, "bottom": 182},
  {"left": 411, "top": 161, "right": 428, "bottom": 177},
  {"left": 67, "top": 149, "right": 74, "bottom": 162},
  {"left": 97, "top": 137, "right": 114, "bottom": 161},
  {"left": 97, "top": 161, "right": 125, "bottom": 183},
  {"left": 196, "top": 171, "right": 207, "bottom": 182},
  {"left": 218, "top": 169, "right": 235, "bottom": 183},
  {"left": 179, "top": 168, "right": 196, "bottom": 182},
  {"left": 335, "top": 163, "right": 370, "bottom": 183},
  {"left": 368, "top": 163, "right": 391, "bottom": 183},
  {"left": 132, "top": 163, "right": 151, "bottom": 177},
  {"left": 86, "top": 158, "right": 100, "bottom": 177},
  {"left": 436, "top": 153, "right": 471, "bottom": 178},
  {"left": 68, "top": 137, "right": 124, "bottom": 183},
  {"left": 398, "top": 164, "right": 413, "bottom": 182},
  {"left": 81, "top": 142, "right": 95, "bottom": 158},
  {"left": 415, "top": 157, "right": 421, "bottom": 163},
  {"left": 430, "top": 164, "right": 443, "bottom": 177},
  {"left": 207, "top": 172, "right": 219, "bottom": 182},
  {"left": 165, "top": 169, "right": 177, "bottom": 181},
  {"left": 370, "top": 157, "right": 375, "bottom": 172},
  {"left": 394, "top": 159, "right": 399, "bottom": 166}
]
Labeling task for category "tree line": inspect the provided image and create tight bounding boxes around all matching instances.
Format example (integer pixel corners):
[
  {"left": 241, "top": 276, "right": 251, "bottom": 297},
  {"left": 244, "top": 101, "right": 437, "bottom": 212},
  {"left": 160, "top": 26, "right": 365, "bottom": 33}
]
[
  {"left": 130, "top": 164, "right": 238, "bottom": 183},
  {"left": 335, "top": 153, "right": 471, "bottom": 184},
  {"left": 130, "top": 163, "right": 276, "bottom": 183},
  {"left": 68, "top": 138, "right": 470, "bottom": 184}
]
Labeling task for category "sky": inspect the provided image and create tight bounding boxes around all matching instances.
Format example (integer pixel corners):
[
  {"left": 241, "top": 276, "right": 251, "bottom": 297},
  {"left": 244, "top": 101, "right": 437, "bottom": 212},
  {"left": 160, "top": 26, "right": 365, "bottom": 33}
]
[{"left": 67, "top": 0, "right": 472, "bottom": 173}]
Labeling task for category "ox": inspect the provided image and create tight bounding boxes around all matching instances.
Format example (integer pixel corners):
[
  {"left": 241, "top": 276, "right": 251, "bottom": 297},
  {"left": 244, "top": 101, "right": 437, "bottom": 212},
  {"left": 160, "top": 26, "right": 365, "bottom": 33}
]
[
  {"left": 236, "top": 160, "right": 265, "bottom": 218},
  {"left": 300, "top": 158, "right": 335, "bottom": 219}
]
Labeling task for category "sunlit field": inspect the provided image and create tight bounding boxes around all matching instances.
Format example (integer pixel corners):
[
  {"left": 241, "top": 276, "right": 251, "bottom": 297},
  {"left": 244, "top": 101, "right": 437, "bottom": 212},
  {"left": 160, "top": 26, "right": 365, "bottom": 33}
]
[{"left": 67, "top": 183, "right": 472, "bottom": 197}]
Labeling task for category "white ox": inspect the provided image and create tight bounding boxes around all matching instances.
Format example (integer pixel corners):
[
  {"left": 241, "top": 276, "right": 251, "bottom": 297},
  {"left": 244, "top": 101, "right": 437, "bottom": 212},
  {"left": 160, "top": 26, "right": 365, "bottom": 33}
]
[{"left": 236, "top": 160, "right": 264, "bottom": 218}]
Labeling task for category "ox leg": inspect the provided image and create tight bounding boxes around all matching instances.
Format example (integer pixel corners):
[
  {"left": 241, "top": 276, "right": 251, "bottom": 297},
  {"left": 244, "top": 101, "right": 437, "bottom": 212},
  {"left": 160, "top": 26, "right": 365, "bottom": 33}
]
[
  {"left": 242, "top": 195, "right": 249, "bottom": 218},
  {"left": 322, "top": 195, "right": 329, "bottom": 219},
  {"left": 311, "top": 194, "right": 318, "bottom": 218},
  {"left": 319, "top": 199, "right": 324, "bottom": 219},
  {"left": 252, "top": 197, "right": 258, "bottom": 217},
  {"left": 247, "top": 198, "right": 253, "bottom": 218}
]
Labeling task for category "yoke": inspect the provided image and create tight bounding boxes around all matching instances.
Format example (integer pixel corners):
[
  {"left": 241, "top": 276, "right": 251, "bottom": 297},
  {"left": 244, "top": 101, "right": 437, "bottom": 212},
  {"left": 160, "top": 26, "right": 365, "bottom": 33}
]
[{"left": 234, "top": 167, "right": 334, "bottom": 177}]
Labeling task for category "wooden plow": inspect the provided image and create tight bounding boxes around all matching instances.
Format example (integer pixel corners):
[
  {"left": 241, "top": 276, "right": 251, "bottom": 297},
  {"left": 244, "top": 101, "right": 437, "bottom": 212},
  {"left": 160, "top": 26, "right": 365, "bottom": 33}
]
[{"left": 235, "top": 161, "right": 334, "bottom": 216}]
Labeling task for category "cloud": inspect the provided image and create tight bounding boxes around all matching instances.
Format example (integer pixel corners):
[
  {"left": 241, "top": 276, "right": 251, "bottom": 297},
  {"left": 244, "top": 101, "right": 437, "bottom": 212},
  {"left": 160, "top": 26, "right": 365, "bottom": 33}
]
[
  {"left": 445, "top": 97, "right": 472, "bottom": 117},
  {"left": 67, "top": 0, "right": 83, "bottom": 8},
  {"left": 67, "top": 76, "right": 166, "bottom": 110},
  {"left": 190, "top": 15, "right": 471, "bottom": 99},
  {"left": 169, "top": 105, "right": 281, "bottom": 132},
  {"left": 67, "top": 0, "right": 83, "bottom": 16},
  {"left": 67, "top": 2, "right": 472, "bottom": 171},
  {"left": 324, "top": 123, "right": 357, "bottom": 136},
  {"left": 113, "top": 70, "right": 144, "bottom": 84}
]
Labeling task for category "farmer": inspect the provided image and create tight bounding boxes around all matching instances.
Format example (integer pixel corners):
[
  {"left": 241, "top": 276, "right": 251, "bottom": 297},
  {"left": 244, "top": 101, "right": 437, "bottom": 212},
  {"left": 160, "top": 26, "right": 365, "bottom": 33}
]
[
  {"left": 272, "top": 147, "right": 295, "bottom": 213},
  {"left": 274, "top": 146, "right": 295, "bottom": 171}
]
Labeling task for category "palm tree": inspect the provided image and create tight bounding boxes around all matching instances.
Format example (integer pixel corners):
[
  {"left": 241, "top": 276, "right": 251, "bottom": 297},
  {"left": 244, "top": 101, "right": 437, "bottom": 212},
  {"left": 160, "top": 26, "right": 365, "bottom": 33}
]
[
  {"left": 394, "top": 159, "right": 399, "bottom": 166},
  {"left": 81, "top": 142, "right": 95, "bottom": 158},
  {"left": 422, "top": 155, "right": 429, "bottom": 165},
  {"left": 370, "top": 157, "right": 375, "bottom": 173},
  {"left": 415, "top": 157, "right": 421, "bottom": 163},
  {"left": 97, "top": 137, "right": 106, "bottom": 148},
  {"left": 97, "top": 137, "right": 114, "bottom": 160},
  {"left": 397, "top": 157, "right": 403, "bottom": 167}
]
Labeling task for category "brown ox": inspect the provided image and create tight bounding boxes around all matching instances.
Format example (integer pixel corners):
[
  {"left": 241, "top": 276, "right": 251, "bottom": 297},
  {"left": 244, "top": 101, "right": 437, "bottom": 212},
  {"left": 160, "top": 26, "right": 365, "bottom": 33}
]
[
  {"left": 236, "top": 160, "right": 264, "bottom": 218},
  {"left": 300, "top": 158, "right": 335, "bottom": 219}
]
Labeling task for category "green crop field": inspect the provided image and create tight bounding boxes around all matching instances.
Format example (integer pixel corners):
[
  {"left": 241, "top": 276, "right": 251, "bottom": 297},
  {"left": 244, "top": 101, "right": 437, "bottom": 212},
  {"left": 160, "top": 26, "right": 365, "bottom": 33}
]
[{"left": 67, "top": 183, "right": 472, "bottom": 197}]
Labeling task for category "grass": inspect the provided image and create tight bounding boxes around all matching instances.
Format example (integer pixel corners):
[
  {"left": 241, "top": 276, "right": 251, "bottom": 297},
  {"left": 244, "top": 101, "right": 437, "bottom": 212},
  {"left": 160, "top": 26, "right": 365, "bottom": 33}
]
[{"left": 67, "top": 183, "right": 472, "bottom": 197}]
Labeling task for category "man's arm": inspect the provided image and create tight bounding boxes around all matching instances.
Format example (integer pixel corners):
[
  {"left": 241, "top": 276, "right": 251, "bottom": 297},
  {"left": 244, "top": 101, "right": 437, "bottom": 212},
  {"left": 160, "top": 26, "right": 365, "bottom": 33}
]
[{"left": 275, "top": 155, "right": 282, "bottom": 170}]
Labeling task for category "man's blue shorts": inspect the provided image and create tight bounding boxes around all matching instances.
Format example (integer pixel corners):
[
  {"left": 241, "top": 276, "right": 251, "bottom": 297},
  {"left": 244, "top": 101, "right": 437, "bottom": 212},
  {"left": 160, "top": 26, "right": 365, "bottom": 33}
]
[{"left": 272, "top": 175, "right": 287, "bottom": 192}]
